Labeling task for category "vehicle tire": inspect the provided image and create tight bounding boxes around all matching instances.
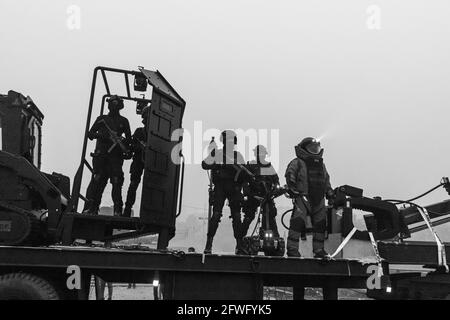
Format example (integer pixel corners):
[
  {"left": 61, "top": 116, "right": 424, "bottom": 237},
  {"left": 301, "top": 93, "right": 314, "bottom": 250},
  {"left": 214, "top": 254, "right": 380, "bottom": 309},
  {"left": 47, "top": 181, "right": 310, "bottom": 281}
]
[{"left": 0, "top": 273, "right": 60, "bottom": 300}]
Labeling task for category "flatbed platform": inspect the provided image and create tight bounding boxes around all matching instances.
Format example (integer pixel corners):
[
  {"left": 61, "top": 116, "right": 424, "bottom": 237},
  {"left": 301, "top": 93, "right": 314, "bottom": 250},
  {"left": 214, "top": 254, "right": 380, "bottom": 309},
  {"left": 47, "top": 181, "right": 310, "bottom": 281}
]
[{"left": 0, "top": 245, "right": 380, "bottom": 299}]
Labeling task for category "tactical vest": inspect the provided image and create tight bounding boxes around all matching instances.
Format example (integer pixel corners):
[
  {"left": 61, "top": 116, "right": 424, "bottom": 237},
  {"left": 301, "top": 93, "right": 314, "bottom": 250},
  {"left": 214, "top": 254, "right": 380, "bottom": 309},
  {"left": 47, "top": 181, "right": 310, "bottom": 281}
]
[
  {"left": 211, "top": 151, "right": 243, "bottom": 184},
  {"left": 94, "top": 114, "right": 127, "bottom": 157},
  {"left": 304, "top": 157, "right": 326, "bottom": 206},
  {"left": 247, "top": 162, "right": 278, "bottom": 196}
]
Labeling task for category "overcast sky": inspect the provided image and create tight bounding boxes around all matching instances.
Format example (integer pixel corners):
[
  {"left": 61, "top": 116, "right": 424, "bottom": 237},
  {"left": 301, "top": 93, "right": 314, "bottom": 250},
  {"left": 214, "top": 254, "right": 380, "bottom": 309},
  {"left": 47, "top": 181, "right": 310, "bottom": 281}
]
[{"left": 1, "top": 0, "right": 450, "bottom": 217}]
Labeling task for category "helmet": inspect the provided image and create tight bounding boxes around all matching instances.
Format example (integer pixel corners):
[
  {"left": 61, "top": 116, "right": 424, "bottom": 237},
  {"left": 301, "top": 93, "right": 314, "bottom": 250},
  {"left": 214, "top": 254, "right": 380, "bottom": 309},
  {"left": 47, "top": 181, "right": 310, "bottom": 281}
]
[
  {"left": 253, "top": 145, "right": 268, "bottom": 155},
  {"left": 299, "top": 137, "right": 322, "bottom": 155},
  {"left": 108, "top": 95, "right": 124, "bottom": 110},
  {"left": 220, "top": 130, "right": 237, "bottom": 144}
]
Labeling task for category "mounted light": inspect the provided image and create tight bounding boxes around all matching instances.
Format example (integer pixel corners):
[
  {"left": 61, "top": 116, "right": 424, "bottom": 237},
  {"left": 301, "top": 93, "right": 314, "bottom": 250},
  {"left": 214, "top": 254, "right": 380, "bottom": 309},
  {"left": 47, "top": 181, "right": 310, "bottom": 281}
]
[
  {"left": 153, "top": 270, "right": 160, "bottom": 287},
  {"left": 134, "top": 73, "right": 148, "bottom": 92},
  {"left": 386, "top": 286, "right": 392, "bottom": 293}
]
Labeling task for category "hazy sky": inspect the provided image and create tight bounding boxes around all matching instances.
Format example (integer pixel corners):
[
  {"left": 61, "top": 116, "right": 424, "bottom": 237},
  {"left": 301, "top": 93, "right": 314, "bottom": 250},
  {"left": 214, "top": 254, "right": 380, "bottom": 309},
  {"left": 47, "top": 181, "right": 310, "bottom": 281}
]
[{"left": 1, "top": 0, "right": 450, "bottom": 217}]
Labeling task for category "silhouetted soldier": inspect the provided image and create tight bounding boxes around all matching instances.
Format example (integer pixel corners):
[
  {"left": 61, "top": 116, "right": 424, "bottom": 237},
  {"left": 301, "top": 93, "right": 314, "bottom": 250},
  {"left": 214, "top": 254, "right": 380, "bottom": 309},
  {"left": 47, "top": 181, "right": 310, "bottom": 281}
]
[
  {"left": 83, "top": 95, "right": 131, "bottom": 216},
  {"left": 123, "top": 108, "right": 149, "bottom": 217},
  {"left": 202, "top": 130, "right": 246, "bottom": 254},
  {"left": 241, "top": 145, "right": 280, "bottom": 238}
]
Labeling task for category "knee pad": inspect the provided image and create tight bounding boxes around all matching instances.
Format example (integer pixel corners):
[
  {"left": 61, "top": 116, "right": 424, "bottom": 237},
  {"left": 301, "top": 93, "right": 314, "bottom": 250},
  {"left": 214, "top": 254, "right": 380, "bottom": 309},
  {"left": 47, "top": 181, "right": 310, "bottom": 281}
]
[
  {"left": 230, "top": 209, "right": 242, "bottom": 221},
  {"left": 290, "top": 216, "right": 306, "bottom": 233},
  {"left": 130, "top": 179, "right": 141, "bottom": 188},
  {"left": 243, "top": 211, "right": 256, "bottom": 222},
  {"left": 93, "top": 174, "right": 103, "bottom": 182},
  {"left": 313, "top": 219, "right": 327, "bottom": 233},
  {"left": 111, "top": 176, "right": 124, "bottom": 186},
  {"left": 229, "top": 201, "right": 241, "bottom": 212},
  {"left": 242, "top": 202, "right": 256, "bottom": 217},
  {"left": 210, "top": 211, "right": 223, "bottom": 223}
]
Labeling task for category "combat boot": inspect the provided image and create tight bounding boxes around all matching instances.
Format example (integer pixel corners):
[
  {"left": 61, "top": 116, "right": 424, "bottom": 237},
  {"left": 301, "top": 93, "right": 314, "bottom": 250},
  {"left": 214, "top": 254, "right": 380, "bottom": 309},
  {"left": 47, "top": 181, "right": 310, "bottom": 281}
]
[
  {"left": 313, "top": 248, "right": 330, "bottom": 259},
  {"left": 204, "top": 237, "right": 213, "bottom": 254},
  {"left": 82, "top": 206, "right": 98, "bottom": 215},
  {"left": 287, "top": 250, "right": 301, "bottom": 258},
  {"left": 122, "top": 206, "right": 132, "bottom": 218},
  {"left": 114, "top": 208, "right": 122, "bottom": 217},
  {"left": 235, "top": 238, "right": 246, "bottom": 255}
]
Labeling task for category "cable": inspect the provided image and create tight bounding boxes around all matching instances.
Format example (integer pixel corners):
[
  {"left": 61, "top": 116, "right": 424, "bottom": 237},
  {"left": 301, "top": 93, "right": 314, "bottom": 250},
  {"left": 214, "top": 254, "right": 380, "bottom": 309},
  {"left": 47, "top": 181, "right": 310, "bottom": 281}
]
[
  {"left": 281, "top": 208, "right": 294, "bottom": 230},
  {"left": 404, "top": 183, "right": 444, "bottom": 202},
  {"left": 39, "top": 210, "right": 48, "bottom": 221}
]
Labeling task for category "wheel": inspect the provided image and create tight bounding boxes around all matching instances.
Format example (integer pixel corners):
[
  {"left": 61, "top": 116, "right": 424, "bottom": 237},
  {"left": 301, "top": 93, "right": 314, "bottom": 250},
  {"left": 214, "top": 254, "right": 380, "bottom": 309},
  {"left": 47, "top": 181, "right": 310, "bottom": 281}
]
[
  {"left": 0, "top": 273, "right": 60, "bottom": 300},
  {"left": 0, "top": 204, "right": 44, "bottom": 246}
]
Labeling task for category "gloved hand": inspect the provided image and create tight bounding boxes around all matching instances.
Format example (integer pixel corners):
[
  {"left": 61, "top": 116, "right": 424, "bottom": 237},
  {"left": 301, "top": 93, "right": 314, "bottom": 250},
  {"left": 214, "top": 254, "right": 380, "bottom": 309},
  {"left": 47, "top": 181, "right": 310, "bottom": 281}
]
[
  {"left": 89, "top": 132, "right": 109, "bottom": 140},
  {"left": 327, "top": 198, "right": 335, "bottom": 207},
  {"left": 242, "top": 181, "right": 252, "bottom": 197},
  {"left": 325, "top": 189, "right": 336, "bottom": 200},
  {"left": 286, "top": 188, "right": 300, "bottom": 199},
  {"left": 300, "top": 196, "right": 312, "bottom": 213},
  {"left": 271, "top": 186, "right": 288, "bottom": 198}
]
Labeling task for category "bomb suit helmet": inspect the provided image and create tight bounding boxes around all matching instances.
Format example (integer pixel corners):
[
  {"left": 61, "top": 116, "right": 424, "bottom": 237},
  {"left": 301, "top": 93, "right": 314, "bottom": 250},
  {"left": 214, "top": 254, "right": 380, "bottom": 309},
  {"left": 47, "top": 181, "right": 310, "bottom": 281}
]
[{"left": 298, "top": 137, "right": 323, "bottom": 156}]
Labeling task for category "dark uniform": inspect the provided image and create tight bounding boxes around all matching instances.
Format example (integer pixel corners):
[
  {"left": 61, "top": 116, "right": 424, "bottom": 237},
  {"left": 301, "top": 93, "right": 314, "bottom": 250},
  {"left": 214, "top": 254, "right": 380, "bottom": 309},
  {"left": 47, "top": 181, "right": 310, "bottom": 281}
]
[
  {"left": 242, "top": 159, "right": 280, "bottom": 238},
  {"left": 123, "top": 126, "right": 146, "bottom": 217},
  {"left": 202, "top": 131, "right": 246, "bottom": 254},
  {"left": 285, "top": 138, "right": 333, "bottom": 258},
  {"left": 84, "top": 96, "right": 131, "bottom": 216}
]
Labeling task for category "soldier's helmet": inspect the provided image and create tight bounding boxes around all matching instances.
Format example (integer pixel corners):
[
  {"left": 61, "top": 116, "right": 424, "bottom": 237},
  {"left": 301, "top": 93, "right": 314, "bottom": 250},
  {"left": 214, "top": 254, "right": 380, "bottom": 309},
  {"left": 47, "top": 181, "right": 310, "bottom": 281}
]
[
  {"left": 220, "top": 130, "right": 237, "bottom": 144},
  {"left": 299, "top": 137, "right": 322, "bottom": 155},
  {"left": 108, "top": 95, "right": 124, "bottom": 110},
  {"left": 253, "top": 145, "right": 268, "bottom": 155}
]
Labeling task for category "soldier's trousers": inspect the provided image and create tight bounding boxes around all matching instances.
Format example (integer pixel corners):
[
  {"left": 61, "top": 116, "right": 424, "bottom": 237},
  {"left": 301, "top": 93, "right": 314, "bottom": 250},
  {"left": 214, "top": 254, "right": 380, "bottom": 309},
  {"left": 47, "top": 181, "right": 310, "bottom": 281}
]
[
  {"left": 124, "top": 159, "right": 144, "bottom": 215},
  {"left": 242, "top": 197, "right": 279, "bottom": 237},
  {"left": 287, "top": 197, "right": 327, "bottom": 253},
  {"left": 84, "top": 154, "right": 124, "bottom": 214},
  {"left": 207, "top": 181, "right": 243, "bottom": 243}
]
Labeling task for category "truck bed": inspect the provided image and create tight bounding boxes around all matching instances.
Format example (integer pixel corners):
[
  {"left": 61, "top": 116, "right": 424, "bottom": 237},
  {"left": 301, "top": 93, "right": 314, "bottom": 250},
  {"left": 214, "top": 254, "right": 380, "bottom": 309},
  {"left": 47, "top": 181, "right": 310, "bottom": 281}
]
[{"left": 0, "top": 244, "right": 379, "bottom": 299}]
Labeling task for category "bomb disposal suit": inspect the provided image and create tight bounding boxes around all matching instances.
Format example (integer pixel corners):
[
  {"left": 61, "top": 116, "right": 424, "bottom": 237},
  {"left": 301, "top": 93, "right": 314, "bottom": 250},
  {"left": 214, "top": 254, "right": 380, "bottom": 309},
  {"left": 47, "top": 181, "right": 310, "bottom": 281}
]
[{"left": 285, "top": 137, "right": 334, "bottom": 258}]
